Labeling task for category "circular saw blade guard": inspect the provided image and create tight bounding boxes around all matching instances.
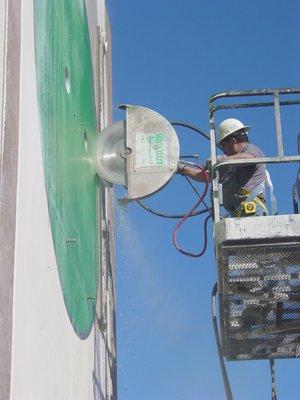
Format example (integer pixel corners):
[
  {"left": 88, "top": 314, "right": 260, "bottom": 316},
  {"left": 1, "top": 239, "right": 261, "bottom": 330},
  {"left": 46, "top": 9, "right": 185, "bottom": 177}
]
[{"left": 97, "top": 105, "right": 180, "bottom": 200}]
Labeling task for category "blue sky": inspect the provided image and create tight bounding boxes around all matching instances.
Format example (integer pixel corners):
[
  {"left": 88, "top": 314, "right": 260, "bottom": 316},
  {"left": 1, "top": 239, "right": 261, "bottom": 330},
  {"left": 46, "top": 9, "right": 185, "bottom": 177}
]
[{"left": 106, "top": 1, "right": 300, "bottom": 399}]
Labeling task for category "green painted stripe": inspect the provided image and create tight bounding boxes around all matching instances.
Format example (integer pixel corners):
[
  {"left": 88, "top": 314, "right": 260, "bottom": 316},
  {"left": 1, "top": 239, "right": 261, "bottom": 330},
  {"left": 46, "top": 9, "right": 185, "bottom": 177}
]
[{"left": 34, "top": 0, "right": 99, "bottom": 339}]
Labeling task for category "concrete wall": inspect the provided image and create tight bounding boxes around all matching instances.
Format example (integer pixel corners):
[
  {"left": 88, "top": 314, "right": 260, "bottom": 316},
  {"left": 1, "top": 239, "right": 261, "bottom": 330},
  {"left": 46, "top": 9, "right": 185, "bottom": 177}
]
[
  {"left": 0, "top": 1, "right": 116, "bottom": 399},
  {"left": 87, "top": 2, "right": 117, "bottom": 398},
  {"left": 0, "top": 0, "right": 6, "bottom": 130},
  {"left": 0, "top": 1, "right": 21, "bottom": 398}
]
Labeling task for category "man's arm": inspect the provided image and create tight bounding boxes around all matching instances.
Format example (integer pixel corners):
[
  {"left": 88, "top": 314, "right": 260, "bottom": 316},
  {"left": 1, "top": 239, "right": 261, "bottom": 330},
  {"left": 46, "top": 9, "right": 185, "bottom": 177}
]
[
  {"left": 226, "top": 152, "right": 255, "bottom": 160},
  {"left": 177, "top": 163, "right": 210, "bottom": 182},
  {"left": 177, "top": 151, "right": 254, "bottom": 182}
]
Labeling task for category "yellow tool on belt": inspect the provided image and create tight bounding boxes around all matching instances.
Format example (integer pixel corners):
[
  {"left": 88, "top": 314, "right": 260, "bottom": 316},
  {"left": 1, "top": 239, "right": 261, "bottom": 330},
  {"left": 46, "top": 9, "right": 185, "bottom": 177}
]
[
  {"left": 236, "top": 188, "right": 268, "bottom": 217},
  {"left": 240, "top": 200, "right": 257, "bottom": 215}
]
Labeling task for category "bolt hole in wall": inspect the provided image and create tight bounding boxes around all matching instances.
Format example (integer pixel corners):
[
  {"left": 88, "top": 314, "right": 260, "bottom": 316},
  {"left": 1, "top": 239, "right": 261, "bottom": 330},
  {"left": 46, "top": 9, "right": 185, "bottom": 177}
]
[
  {"left": 83, "top": 129, "right": 88, "bottom": 152},
  {"left": 64, "top": 66, "right": 71, "bottom": 93},
  {"left": 213, "top": 99, "right": 300, "bottom": 215}
]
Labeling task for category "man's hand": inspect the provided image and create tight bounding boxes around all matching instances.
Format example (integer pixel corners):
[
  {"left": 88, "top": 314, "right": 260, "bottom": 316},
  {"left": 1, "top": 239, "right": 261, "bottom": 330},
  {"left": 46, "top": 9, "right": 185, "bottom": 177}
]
[
  {"left": 204, "top": 155, "right": 226, "bottom": 171},
  {"left": 204, "top": 157, "right": 212, "bottom": 171},
  {"left": 177, "top": 161, "right": 188, "bottom": 175}
]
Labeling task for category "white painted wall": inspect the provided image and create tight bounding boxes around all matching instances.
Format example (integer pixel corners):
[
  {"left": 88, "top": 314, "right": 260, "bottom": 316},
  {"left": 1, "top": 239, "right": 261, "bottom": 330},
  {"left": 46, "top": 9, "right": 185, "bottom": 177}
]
[
  {"left": 0, "top": 1, "right": 21, "bottom": 398},
  {"left": 8, "top": 1, "right": 116, "bottom": 399}
]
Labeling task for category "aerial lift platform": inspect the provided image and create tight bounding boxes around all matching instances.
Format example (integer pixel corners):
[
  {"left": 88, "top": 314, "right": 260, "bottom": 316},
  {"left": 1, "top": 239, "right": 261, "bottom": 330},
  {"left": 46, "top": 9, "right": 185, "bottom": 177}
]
[{"left": 210, "top": 88, "right": 300, "bottom": 361}]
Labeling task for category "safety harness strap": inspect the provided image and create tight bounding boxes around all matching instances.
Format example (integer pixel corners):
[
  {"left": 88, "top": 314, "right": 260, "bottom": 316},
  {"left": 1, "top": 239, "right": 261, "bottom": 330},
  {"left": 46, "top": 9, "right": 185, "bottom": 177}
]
[
  {"left": 234, "top": 182, "right": 268, "bottom": 217},
  {"left": 265, "top": 170, "right": 278, "bottom": 215},
  {"left": 234, "top": 171, "right": 278, "bottom": 217}
]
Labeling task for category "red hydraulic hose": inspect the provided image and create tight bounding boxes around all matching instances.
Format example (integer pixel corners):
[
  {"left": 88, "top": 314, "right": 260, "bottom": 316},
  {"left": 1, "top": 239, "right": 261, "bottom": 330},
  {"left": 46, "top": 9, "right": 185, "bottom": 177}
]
[{"left": 172, "top": 164, "right": 210, "bottom": 257}]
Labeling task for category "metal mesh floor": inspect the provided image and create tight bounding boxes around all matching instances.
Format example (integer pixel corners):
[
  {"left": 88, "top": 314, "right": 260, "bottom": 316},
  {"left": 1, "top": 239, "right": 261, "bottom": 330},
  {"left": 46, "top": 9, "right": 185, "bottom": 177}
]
[{"left": 219, "top": 244, "right": 300, "bottom": 360}]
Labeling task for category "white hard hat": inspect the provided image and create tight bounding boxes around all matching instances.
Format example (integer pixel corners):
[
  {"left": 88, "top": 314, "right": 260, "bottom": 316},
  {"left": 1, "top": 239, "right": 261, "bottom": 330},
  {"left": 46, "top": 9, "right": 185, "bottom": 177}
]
[{"left": 218, "top": 118, "right": 250, "bottom": 144}]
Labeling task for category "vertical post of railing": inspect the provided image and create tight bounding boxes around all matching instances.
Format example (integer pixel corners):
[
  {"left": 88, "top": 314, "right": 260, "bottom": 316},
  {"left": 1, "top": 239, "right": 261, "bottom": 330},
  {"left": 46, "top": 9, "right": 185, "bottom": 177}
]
[
  {"left": 209, "top": 100, "right": 220, "bottom": 222},
  {"left": 274, "top": 91, "right": 284, "bottom": 158},
  {"left": 293, "top": 184, "right": 299, "bottom": 214}
]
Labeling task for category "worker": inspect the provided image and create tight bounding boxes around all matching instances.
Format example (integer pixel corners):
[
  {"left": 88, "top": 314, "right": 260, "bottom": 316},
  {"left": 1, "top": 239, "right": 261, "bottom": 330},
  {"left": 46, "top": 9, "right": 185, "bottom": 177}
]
[{"left": 177, "top": 118, "right": 268, "bottom": 216}]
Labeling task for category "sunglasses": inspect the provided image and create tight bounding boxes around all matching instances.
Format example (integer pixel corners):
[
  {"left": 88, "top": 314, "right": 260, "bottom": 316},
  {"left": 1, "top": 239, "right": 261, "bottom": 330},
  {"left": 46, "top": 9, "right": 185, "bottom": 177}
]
[{"left": 219, "top": 137, "right": 231, "bottom": 150}]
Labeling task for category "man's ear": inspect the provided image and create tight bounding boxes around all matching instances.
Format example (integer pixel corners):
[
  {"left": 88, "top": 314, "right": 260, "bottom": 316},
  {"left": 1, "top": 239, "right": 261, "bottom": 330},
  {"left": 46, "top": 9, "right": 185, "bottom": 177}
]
[{"left": 231, "top": 137, "right": 237, "bottom": 145}]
